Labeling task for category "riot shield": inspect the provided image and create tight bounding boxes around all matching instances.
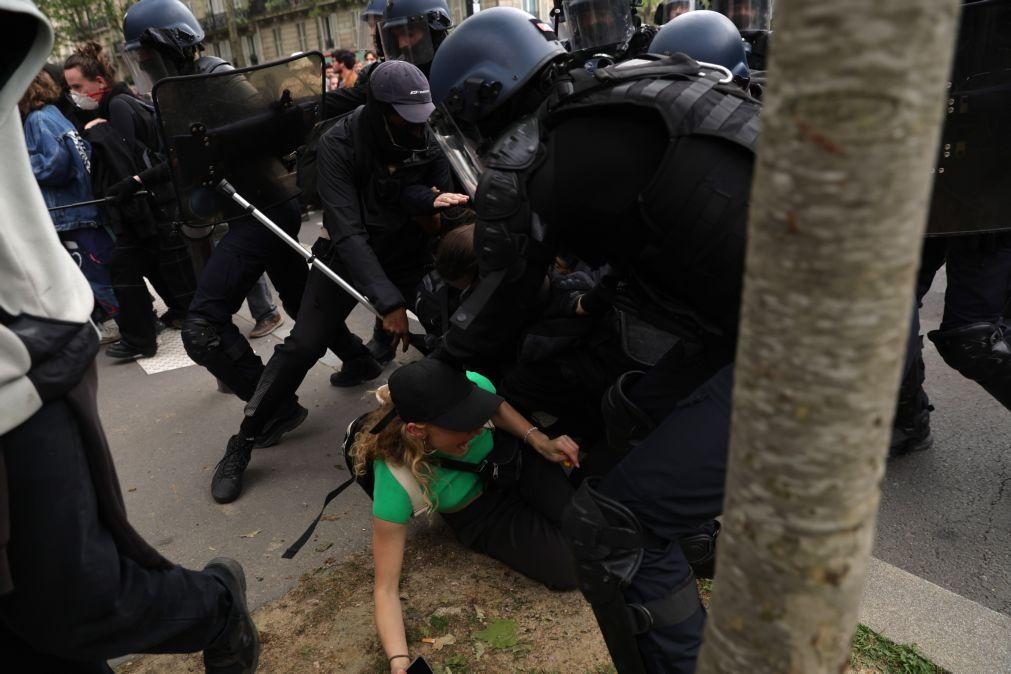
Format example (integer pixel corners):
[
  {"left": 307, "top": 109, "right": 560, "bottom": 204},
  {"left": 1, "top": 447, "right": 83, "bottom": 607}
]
[
  {"left": 152, "top": 52, "right": 323, "bottom": 227},
  {"left": 927, "top": 0, "right": 1011, "bottom": 236}
]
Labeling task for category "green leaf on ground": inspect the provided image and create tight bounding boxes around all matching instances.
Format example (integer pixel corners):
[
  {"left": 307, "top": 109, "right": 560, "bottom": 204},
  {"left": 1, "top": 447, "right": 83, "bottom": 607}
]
[{"left": 474, "top": 618, "right": 518, "bottom": 649}]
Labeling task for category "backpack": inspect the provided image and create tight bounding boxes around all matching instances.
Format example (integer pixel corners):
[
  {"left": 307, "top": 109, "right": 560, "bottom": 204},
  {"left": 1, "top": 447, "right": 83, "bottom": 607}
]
[
  {"left": 295, "top": 109, "right": 368, "bottom": 210},
  {"left": 86, "top": 123, "right": 160, "bottom": 238}
]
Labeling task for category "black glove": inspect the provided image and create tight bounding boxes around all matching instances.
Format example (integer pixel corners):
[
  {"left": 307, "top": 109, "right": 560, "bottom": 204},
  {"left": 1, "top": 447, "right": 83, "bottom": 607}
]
[{"left": 106, "top": 176, "right": 144, "bottom": 203}]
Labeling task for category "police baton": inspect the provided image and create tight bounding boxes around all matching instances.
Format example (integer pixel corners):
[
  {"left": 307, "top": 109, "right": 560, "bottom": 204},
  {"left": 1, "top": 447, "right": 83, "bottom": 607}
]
[
  {"left": 216, "top": 179, "right": 384, "bottom": 319},
  {"left": 46, "top": 190, "right": 152, "bottom": 212}
]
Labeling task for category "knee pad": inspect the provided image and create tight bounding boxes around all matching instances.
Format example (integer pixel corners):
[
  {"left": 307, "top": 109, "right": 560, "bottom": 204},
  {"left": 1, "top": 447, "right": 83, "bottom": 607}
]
[
  {"left": 181, "top": 317, "right": 221, "bottom": 364},
  {"left": 929, "top": 323, "right": 1011, "bottom": 410},
  {"left": 601, "top": 371, "right": 655, "bottom": 455},
  {"left": 679, "top": 521, "right": 720, "bottom": 580},
  {"left": 563, "top": 481, "right": 701, "bottom": 673}
]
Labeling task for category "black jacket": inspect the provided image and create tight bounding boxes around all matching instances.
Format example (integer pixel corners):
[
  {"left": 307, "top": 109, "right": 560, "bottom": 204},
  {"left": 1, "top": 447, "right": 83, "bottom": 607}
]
[{"left": 317, "top": 106, "right": 453, "bottom": 314}]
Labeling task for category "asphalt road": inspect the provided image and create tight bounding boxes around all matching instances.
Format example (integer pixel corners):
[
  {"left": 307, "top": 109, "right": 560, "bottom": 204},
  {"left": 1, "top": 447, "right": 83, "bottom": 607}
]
[{"left": 98, "top": 214, "right": 1010, "bottom": 618}]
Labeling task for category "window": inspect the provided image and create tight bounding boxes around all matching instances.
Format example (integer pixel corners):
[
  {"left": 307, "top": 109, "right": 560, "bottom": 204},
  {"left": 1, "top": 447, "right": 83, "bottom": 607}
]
[
  {"left": 217, "top": 40, "right": 232, "bottom": 62},
  {"left": 245, "top": 33, "right": 261, "bottom": 65},
  {"left": 321, "top": 14, "right": 336, "bottom": 50},
  {"left": 296, "top": 21, "right": 308, "bottom": 52},
  {"left": 272, "top": 26, "right": 283, "bottom": 58},
  {"left": 522, "top": 0, "right": 538, "bottom": 18}
]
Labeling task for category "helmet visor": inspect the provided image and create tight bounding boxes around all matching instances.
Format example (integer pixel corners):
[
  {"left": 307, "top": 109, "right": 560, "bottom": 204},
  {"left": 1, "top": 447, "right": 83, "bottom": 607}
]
[
  {"left": 662, "top": 0, "right": 694, "bottom": 23},
  {"left": 379, "top": 15, "right": 436, "bottom": 65},
  {"left": 429, "top": 105, "right": 484, "bottom": 198},
  {"left": 562, "top": 0, "right": 634, "bottom": 52},
  {"left": 121, "top": 46, "right": 181, "bottom": 96},
  {"left": 710, "top": 0, "right": 773, "bottom": 32}
]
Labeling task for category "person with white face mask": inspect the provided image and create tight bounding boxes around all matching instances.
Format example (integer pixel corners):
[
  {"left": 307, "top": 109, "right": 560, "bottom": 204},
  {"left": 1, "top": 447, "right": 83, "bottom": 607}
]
[{"left": 63, "top": 40, "right": 199, "bottom": 361}]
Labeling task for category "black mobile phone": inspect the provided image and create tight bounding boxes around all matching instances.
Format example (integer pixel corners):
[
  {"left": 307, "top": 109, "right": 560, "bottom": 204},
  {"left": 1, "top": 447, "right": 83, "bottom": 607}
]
[{"left": 406, "top": 656, "right": 434, "bottom": 674}]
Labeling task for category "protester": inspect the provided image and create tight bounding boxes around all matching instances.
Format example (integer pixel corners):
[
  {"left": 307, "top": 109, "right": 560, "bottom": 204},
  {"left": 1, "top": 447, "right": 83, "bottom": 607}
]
[
  {"left": 332, "top": 49, "right": 358, "bottom": 88},
  {"left": 1, "top": 3, "right": 259, "bottom": 670},
  {"left": 350, "top": 359, "right": 580, "bottom": 674},
  {"left": 19, "top": 68, "right": 120, "bottom": 341}
]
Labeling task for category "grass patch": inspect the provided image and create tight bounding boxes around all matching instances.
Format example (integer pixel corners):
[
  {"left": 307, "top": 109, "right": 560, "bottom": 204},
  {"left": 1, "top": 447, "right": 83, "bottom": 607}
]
[{"left": 851, "top": 624, "right": 948, "bottom": 673}]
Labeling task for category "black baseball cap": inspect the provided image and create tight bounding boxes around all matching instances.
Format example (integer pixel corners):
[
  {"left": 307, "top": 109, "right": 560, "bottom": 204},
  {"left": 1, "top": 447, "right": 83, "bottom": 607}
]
[
  {"left": 376, "top": 359, "right": 503, "bottom": 432},
  {"left": 369, "top": 60, "right": 436, "bottom": 124}
]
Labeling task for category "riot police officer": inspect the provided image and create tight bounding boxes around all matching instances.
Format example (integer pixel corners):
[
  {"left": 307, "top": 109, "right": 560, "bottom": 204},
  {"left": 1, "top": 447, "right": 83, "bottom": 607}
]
[
  {"left": 429, "top": 8, "right": 758, "bottom": 672},
  {"left": 113, "top": 0, "right": 318, "bottom": 446}
]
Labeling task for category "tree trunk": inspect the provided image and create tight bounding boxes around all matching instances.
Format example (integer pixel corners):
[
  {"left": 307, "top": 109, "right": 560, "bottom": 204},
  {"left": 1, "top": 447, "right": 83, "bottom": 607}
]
[{"left": 696, "top": 1, "right": 961, "bottom": 672}]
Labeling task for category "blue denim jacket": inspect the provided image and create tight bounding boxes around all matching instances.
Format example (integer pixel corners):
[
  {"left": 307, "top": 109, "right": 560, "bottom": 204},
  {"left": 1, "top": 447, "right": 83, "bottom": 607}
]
[{"left": 23, "top": 105, "right": 102, "bottom": 231}]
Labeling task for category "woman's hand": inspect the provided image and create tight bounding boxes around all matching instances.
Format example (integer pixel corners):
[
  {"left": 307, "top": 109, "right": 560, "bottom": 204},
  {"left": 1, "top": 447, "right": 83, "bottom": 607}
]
[
  {"left": 529, "top": 431, "right": 580, "bottom": 468},
  {"left": 389, "top": 655, "right": 410, "bottom": 674}
]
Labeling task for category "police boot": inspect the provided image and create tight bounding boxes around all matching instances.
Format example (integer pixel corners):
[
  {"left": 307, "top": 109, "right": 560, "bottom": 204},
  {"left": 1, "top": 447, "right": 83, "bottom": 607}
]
[
  {"left": 929, "top": 322, "right": 1011, "bottom": 411},
  {"left": 366, "top": 321, "right": 396, "bottom": 366},
  {"left": 203, "top": 557, "right": 260, "bottom": 674},
  {"left": 329, "top": 354, "right": 384, "bottom": 388},
  {"left": 212, "top": 435, "right": 254, "bottom": 504},
  {"left": 889, "top": 337, "right": 933, "bottom": 458},
  {"left": 252, "top": 400, "right": 308, "bottom": 449}
]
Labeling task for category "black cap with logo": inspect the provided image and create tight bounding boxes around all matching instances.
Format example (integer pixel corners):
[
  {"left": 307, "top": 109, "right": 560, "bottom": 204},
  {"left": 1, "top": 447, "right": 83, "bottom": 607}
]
[{"left": 369, "top": 60, "right": 436, "bottom": 123}]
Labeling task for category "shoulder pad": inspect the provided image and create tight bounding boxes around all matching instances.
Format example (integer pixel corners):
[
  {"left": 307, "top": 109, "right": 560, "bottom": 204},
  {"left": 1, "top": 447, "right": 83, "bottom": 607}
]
[
  {"left": 195, "top": 55, "right": 233, "bottom": 74},
  {"left": 483, "top": 116, "right": 541, "bottom": 171}
]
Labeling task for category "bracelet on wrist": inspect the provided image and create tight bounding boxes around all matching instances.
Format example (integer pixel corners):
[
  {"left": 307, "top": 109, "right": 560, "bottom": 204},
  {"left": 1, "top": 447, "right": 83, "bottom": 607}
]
[
  {"left": 389, "top": 654, "right": 410, "bottom": 664},
  {"left": 522, "top": 426, "right": 539, "bottom": 445}
]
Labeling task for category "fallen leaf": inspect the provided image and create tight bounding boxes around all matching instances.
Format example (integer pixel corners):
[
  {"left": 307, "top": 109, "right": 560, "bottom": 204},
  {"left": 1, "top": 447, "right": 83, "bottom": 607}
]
[
  {"left": 474, "top": 606, "right": 485, "bottom": 621},
  {"left": 314, "top": 542, "right": 333, "bottom": 553},
  {"left": 432, "top": 634, "right": 456, "bottom": 651},
  {"left": 127, "top": 487, "right": 137, "bottom": 492},
  {"left": 240, "top": 529, "right": 262, "bottom": 538},
  {"left": 474, "top": 619, "right": 518, "bottom": 649},
  {"left": 474, "top": 642, "right": 486, "bottom": 661}
]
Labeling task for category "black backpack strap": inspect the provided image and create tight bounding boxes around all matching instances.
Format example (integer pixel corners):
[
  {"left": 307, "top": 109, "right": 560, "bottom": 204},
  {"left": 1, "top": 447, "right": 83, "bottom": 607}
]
[{"left": 282, "top": 474, "right": 356, "bottom": 559}]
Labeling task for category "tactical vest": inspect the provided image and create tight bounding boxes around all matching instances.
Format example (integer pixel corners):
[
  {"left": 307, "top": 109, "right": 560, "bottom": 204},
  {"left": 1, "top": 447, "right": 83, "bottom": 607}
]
[{"left": 461, "top": 55, "right": 761, "bottom": 338}]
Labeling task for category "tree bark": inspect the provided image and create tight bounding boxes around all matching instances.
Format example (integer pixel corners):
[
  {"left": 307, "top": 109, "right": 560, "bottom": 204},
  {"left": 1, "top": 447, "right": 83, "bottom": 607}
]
[{"left": 696, "top": 1, "right": 961, "bottom": 672}]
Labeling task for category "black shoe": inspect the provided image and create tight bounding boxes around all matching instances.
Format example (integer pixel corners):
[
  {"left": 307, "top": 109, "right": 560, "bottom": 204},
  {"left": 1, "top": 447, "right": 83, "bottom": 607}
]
[
  {"left": 329, "top": 355, "right": 384, "bottom": 388},
  {"left": 212, "top": 436, "right": 254, "bottom": 504},
  {"left": 253, "top": 402, "right": 308, "bottom": 449},
  {"left": 203, "top": 557, "right": 260, "bottom": 674},
  {"left": 105, "top": 340, "right": 157, "bottom": 360},
  {"left": 889, "top": 409, "right": 934, "bottom": 458}
]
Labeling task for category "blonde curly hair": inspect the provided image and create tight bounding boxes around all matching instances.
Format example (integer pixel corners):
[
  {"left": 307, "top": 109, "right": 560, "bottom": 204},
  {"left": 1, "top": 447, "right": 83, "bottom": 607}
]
[{"left": 351, "top": 385, "right": 439, "bottom": 510}]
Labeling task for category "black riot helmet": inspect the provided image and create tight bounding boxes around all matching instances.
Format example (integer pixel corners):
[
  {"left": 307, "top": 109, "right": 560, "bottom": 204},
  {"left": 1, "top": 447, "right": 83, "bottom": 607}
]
[
  {"left": 559, "top": 0, "right": 635, "bottom": 54},
  {"left": 121, "top": 0, "right": 205, "bottom": 95},
  {"left": 653, "top": 0, "right": 694, "bottom": 25},
  {"left": 379, "top": 0, "right": 453, "bottom": 71},
  {"left": 649, "top": 9, "right": 750, "bottom": 87},
  {"left": 429, "top": 7, "right": 567, "bottom": 135}
]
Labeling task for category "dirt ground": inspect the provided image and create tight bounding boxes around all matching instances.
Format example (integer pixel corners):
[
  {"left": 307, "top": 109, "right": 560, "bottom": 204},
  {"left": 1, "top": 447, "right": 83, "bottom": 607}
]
[
  {"left": 118, "top": 522, "right": 614, "bottom": 674},
  {"left": 117, "top": 522, "right": 908, "bottom": 674}
]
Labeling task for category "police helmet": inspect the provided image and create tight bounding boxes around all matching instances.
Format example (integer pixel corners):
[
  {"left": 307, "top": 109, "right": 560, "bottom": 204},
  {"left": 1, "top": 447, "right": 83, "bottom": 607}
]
[
  {"left": 560, "top": 0, "right": 635, "bottom": 54},
  {"left": 649, "top": 10, "right": 750, "bottom": 87},
  {"left": 362, "top": 0, "right": 388, "bottom": 26},
  {"left": 430, "top": 7, "right": 567, "bottom": 127},
  {"left": 121, "top": 0, "right": 205, "bottom": 94},
  {"left": 379, "top": 0, "right": 453, "bottom": 68},
  {"left": 709, "top": 0, "right": 773, "bottom": 32}
]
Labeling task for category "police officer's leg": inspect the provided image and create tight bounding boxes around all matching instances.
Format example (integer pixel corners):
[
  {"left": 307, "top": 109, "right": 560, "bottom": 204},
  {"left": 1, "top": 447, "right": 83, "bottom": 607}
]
[
  {"left": 149, "top": 223, "right": 197, "bottom": 324},
  {"left": 927, "top": 234, "right": 1011, "bottom": 409},
  {"left": 258, "top": 199, "right": 309, "bottom": 321},
  {"left": 890, "top": 238, "right": 948, "bottom": 456},
  {"left": 182, "top": 228, "right": 272, "bottom": 402},
  {"left": 565, "top": 366, "right": 733, "bottom": 674},
  {"left": 107, "top": 233, "right": 160, "bottom": 354}
]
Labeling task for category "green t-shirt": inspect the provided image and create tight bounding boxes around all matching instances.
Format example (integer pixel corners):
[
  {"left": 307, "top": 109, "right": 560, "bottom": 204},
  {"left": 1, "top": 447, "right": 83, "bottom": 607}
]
[{"left": 372, "top": 371, "right": 496, "bottom": 524}]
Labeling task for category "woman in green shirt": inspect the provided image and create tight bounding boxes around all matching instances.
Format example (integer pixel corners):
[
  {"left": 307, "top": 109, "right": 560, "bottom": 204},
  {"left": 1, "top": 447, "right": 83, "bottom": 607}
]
[{"left": 351, "top": 358, "right": 581, "bottom": 674}]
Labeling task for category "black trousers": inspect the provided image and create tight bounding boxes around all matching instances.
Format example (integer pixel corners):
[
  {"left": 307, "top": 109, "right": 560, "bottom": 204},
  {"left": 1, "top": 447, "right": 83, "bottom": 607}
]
[
  {"left": 0, "top": 399, "right": 230, "bottom": 670},
  {"left": 441, "top": 447, "right": 577, "bottom": 591},
  {"left": 109, "top": 227, "right": 196, "bottom": 350},
  {"left": 241, "top": 237, "right": 425, "bottom": 436},
  {"left": 186, "top": 200, "right": 308, "bottom": 401},
  {"left": 599, "top": 364, "right": 735, "bottom": 674},
  {"left": 898, "top": 235, "right": 1011, "bottom": 410}
]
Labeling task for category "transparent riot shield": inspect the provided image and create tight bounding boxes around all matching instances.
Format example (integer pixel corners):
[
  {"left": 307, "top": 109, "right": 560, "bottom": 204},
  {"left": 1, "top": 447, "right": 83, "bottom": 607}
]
[
  {"left": 927, "top": 0, "right": 1011, "bottom": 236},
  {"left": 152, "top": 52, "right": 323, "bottom": 227},
  {"left": 707, "top": 0, "right": 772, "bottom": 31},
  {"left": 152, "top": 52, "right": 381, "bottom": 315}
]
